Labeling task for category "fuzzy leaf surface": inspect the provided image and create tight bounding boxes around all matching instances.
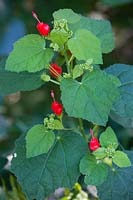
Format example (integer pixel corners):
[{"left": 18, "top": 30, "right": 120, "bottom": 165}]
[
  {"left": 113, "top": 151, "right": 131, "bottom": 168},
  {"left": 80, "top": 154, "right": 108, "bottom": 186},
  {"left": 6, "top": 34, "right": 54, "bottom": 73},
  {"left": 61, "top": 70, "right": 120, "bottom": 126},
  {"left": 92, "top": 147, "right": 106, "bottom": 159},
  {"left": 97, "top": 151, "right": 133, "bottom": 200},
  {"left": 26, "top": 124, "right": 55, "bottom": 158},
  {"left": 99, "top": 127, "right": 118, "bottom": 149},
  {"left": 53, "top": 9, "right": 81, "bottom": 24},
  {"left": 105, "top": 64, "right": 133, "bottom": 128},
  {"left": 48, "top": 30, "right": 70, "bottom": 48},
  {"left": 69, "top": 16, "right": 114, "bottom": 53},
  {"left": 68, "top": 30, "right": 103, "bottom": 64},
  {"left": 11, "top": 131, "right": 87, "bottom": 200}
]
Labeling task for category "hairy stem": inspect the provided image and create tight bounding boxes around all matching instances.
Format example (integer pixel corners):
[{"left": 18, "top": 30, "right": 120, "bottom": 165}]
[
  {"left": 64, "top": 52, "right": 70, "bottom": 74},
  {"left": 78, "top": 118, "right": 88, "bottom": 142},
  {"left": 50, "top": 79, "right": 60, "bottom": 85},
  {"left": 68, "top": 55, "right": 74, "bottom": 66},
  {"left": 93, "top": 124, "right": 99, "bottom": 137},
  {"left": 68, "top": 55, "right": 74, "bottom": 74}
]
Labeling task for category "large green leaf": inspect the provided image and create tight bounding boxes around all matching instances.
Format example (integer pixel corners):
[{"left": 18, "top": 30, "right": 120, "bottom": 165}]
[
  {"left": 99, "top": 127, "right": 118, "bottom": 149},
  {"left": 68, "top": 30, "right": 103, "bottom": 64},
  {"left": 105, "top": 64, "right": 133, "bottom": 128},
  {"left": 53, "top": 9, "right": 81, "bottom": 24},
  {"left": 5, "top": 34, "right": 54, "bottom": 73},
  {"left": 11, "top": 131, "right": 87, "bottom": 200},
  {"left": 26, "top": 125, "right": 55, "bottom": 158},
  {"left": 61, "top": 69, "right": 120, "bottom": 126},
  {"left": 0, "top": 58, "right": 44, "bottom": 95},
  {"left": 97, "top": 151, "right": 133, "bottom": 200},
  {"left": 80, "top": 154, "right": 108, "bottom": 186},
  {"left": 69, "top": 16, "right": 114, "bottom": 53}
]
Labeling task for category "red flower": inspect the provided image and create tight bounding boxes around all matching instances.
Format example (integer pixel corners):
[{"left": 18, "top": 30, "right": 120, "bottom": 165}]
[
  {"left": 32, "top": 11, "right": 50, "bottom": 36},
  {"left": 50, "top": 63, "right": 62, "bottom": 78},
  {"left": 89, "top": 129, "right": 100, "bottom": 151},
  {"left": 51, "top": 90, "right": 63, "bottom": 116}
]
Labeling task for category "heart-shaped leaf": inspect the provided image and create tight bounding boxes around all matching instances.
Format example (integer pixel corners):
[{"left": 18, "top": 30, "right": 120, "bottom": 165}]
[{"left": 61, "top": 69, "right": 120, "bottom": 126}]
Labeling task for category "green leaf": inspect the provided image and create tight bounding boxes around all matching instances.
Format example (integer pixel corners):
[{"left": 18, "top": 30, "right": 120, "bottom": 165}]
[
  {"left": 80, "top": 154, "right": 108, "bottom": 186},
  {"left": 6, "top": 34, "right": 54, "bottom": 73},
  {"left": 68, "top": 30, "right": 103, "bottom": 64},
  {"left": 48, "top": 30, "right": 70, "bottom": 48},
  {"left": 0, "top": 58, "right": 44, "bottom": 95},
  {"left": 97, "top": 151, "right": 133, "bottom": 200},
  {"left": 53, "top": 120, "right": 64, "bottom": 130},
  {"left": 93, "top": 147, "right": 106, "bottom": 159},
  {"left": 100, "top": 127, "right": 118, "bottom": 149},
  {"left": 105, "top": 64, "right": 133, "bottom": 128},
  {"left": 26, "top": 124, "right": 55, "bottom": 158},
  {"left": 11, "top": 130, "right": 88, "bottom": 199},
  {"left": 69, "top": 16, "right": 115, "bottom": 53},
  {"left": 113, "top": 151, "right": 131, "bottom": 168},
  {"left": 61, "top": 69, "right": 120, "bottom": 126},
  {"left": 72, "top": 65, "right": 84, "bottom": 79},
  {"left": 53, "top": 9, "right": 81, "bottom": 24}
]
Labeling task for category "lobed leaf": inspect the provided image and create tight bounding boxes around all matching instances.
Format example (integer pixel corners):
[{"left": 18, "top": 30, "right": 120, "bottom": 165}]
[
  {"left": 80, "top": 154, "right": 108, "bottom": 186},
  {"left": 53, "top": 9, "right": 81, "bottom": 24},
  {"left": 11, "top": 130, "right": 88, "bottom": 200},
  {"left": 26, "top": 124, "right": 55, "bottom": 158},
  {"left": 97, "top": 151, "right": 133, "bottom": 200},
  {"left": 105, "top": 64, "right": 133, "bottom": 128},
  {"left": 68, "top": 29, "right": 103, "bottom": 64},
  {"left": 69, "top": 16, "right": 115, "bottom": 53},
  {"left": 6, "top": 34, "right": 54, "bottom": 73},
  {"left": 99, "top": 127, "right": 118, "bottom": 149},
  {"left": 113, "top": 151, "right": 131, "bottom": 168},
  {"left": 61, "top": 69, "right": 120, "bottom": 126}
]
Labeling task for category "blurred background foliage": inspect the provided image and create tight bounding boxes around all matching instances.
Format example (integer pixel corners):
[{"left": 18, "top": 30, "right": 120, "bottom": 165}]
[{"left": 0, "top": 0, "right": 133, "bottom": 199}]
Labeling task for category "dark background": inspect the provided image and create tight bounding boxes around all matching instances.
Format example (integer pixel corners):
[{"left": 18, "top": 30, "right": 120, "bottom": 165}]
[{"left": 0, "top": 0, "right": 133, "bottom": 199}]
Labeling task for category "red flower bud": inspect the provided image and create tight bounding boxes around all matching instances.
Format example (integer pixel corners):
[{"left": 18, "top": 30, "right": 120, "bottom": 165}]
[
  {"left": 32, "top": 11, "right": 50, "bottom": 36},
  {"left": 37, "top": 23, "right": 50, "bottom": 36},
  {"left": 51, "top": 90, "right": 63, "bottom": 116},
  {"left": 50, "top": 63, "right": 62, "bottom": 78},
  {"left": 89, "top": 138, "right": 100, "bottom": 151},
  {"left": 89, "top": 129, "right": 100, "bottom": 151},
  {"left": 51, "top": 101, "right": 63, "bottom": 116}
]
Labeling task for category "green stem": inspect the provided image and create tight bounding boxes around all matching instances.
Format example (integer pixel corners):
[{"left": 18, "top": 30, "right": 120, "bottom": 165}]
[
  {"left": 68, "top": 55, "right": 74, "bottom": 66},
  {"left": 50, "top": 79, "right": 60, "bottom": 85},
  {"left": 68, "top": 55, "right": 74, "bottom": 74},
  {"left": 64, "top": 52, "right": 70, "bottom": 74},
  {"left": 93, "top": 125, "right": 99, "bottom": 137},
  {"left": 78, "top": 118, "right": 88, "bottom": 142}
]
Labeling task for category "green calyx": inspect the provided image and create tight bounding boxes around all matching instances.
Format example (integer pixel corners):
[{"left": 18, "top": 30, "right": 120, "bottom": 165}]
[
  {"left": 54, "top": 19, "right": 73, "bottom": 37},
  {"left": 43, "top": 114, "right": 64, "bottom": 130}
]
